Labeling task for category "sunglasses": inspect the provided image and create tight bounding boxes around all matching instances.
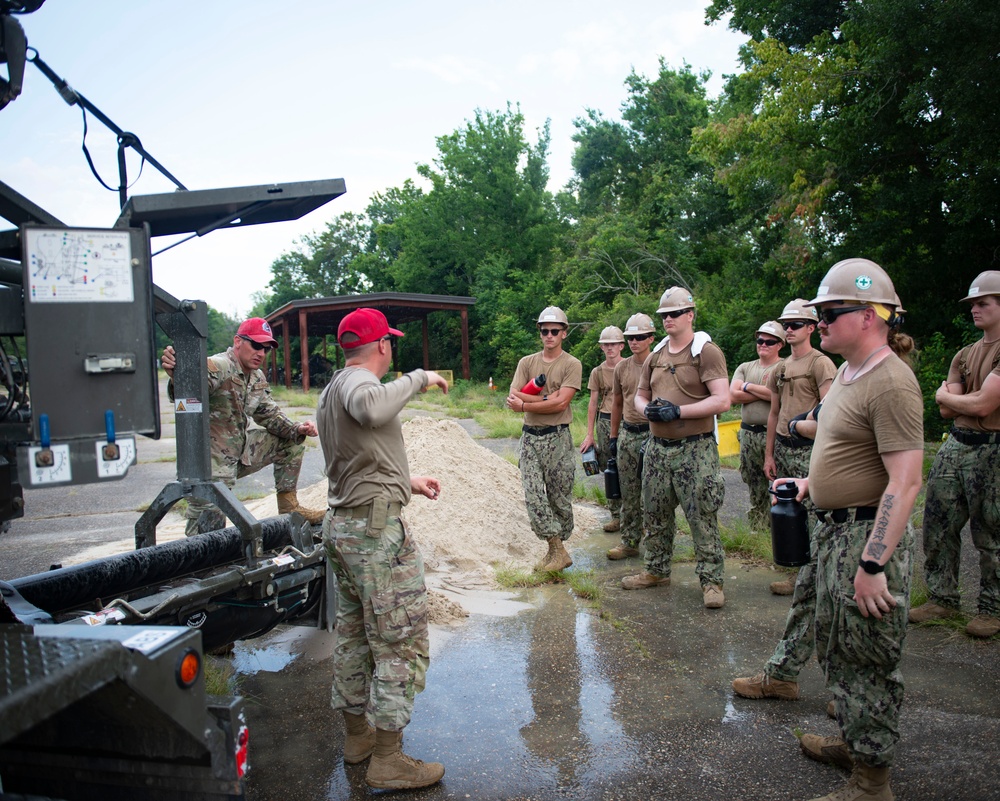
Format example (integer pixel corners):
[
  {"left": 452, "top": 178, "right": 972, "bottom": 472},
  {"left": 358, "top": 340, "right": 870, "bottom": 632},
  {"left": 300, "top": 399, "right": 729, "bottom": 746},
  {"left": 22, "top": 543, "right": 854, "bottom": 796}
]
[
  {"left": 756, "top": 338, "right": 781, "bottom": 347},
  {"left": 625, "top": 334, "right": 652, "bottom": 342},
  {"left": 781, "top": 320, "right": 810, "bottom": 331},
  {"left": 660, "top": 308, "right": 692, "bottom": 319},
  {"left": 538, "top": 327, "right": 564, "bottom": 336},
  {"left": 238, "top": 334, "right": 272, "bottom": 352},
  {"left": 818, "top": 306, "right": 868, "bottom": 325}
]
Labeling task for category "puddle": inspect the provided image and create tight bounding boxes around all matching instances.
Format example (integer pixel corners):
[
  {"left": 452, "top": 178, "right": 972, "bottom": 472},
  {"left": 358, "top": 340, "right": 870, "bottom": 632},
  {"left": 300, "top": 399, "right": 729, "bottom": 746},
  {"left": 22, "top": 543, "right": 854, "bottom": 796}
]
[{"left": 232, "top": 642, "right": 299, "bottom": 675}]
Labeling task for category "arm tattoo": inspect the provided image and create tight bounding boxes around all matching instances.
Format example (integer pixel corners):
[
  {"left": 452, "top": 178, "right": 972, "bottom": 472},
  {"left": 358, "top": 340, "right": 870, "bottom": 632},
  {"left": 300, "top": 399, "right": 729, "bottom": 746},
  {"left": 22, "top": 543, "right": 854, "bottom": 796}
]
[{"left": 866, "top": 494, "right": 895, "bottom": 561}]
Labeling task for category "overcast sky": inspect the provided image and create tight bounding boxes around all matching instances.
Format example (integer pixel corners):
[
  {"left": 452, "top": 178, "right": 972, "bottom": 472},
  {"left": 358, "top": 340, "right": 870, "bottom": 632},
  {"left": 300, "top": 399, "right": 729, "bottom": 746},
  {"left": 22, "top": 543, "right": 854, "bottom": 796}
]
[{"left": 3, "top": 1, "right": 747, "bottom": 318}]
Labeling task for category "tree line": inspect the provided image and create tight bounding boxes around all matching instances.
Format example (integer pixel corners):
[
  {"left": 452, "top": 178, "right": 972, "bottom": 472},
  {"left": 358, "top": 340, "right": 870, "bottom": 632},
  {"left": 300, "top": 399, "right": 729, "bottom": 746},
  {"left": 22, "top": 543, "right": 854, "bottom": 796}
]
[{"left": 247, "top": 0, "right": 997, "bottom": 439}]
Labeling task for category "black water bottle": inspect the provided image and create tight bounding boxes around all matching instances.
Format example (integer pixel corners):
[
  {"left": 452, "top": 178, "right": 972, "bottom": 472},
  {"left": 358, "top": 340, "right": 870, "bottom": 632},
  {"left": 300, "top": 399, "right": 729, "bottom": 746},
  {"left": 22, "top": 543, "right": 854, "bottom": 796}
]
[
  {"left": 770, "top": 481, "right": 809, "bottom": 567},
  {"left": 604, "top": 457, "right": 621, "bottom": 500}
]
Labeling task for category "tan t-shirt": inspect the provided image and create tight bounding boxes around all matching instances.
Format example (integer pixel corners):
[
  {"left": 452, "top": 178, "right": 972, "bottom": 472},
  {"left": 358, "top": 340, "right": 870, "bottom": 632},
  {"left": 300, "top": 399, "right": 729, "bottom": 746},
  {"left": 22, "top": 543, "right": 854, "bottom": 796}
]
[
  {"left": 733, "top": 359, "right": 779, "bottom": 426},
  {"left": 317, "top": 366, "right": 428, "bottom": 508},
  {"left": 613, "top": 355, "right": 650, "bottom": 425},
  {"left": 808, "top": 356, "right": 923, "bottom": 509},
  {"left": 588, "top": 362, "right": 617, "bottom": 413},
  {"left": 767, "top": 350, "right": 838, "bottom": 435},
  {"left": 949, "top": 338, "right": 1000, "bottom": 432},
  {"left": 511, "top": 350, "right": 583, "bottom": 426},
  {"left": 638, "top": 340, "right": 728, "bottom": 438}
]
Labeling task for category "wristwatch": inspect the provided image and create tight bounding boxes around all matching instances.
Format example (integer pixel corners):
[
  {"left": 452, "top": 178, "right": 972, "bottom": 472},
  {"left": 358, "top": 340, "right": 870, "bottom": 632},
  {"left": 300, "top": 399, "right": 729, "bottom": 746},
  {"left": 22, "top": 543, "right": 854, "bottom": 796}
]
[{"left": 859, "top": 559, "right": 885, "bottom": 575}]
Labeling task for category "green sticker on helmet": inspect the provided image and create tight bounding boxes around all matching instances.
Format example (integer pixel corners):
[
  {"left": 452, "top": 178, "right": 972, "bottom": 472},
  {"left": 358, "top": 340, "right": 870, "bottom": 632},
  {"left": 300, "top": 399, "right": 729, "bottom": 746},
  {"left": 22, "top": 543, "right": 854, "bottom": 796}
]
[{"left": 856, "top": 275, "right": 873, "bottom": 291}]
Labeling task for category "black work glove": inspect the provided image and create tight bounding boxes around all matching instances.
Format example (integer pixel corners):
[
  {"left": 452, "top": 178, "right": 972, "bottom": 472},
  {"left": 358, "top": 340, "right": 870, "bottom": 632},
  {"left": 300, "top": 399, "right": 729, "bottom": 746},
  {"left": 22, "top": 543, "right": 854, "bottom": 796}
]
[
  {"left": 644, "top": 397, "right": 681, "bottom": 423},
  {"left": 608, "top": 437, "right": 618, "bottom": 458}
]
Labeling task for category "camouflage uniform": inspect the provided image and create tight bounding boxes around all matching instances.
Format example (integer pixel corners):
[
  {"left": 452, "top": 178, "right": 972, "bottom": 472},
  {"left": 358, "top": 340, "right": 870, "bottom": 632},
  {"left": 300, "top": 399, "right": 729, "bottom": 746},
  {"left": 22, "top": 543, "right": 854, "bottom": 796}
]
[
  {"left": 596, "top": 414, "right": 621, "bottom": 520},
  {"left": 616, "top": 426, "right": 648, "bottom": 550},
  {"left": 814, "top": 517, "right": 913, "bottom": 767},
  {"left": 324, "top": 512, "right": 429, "bottom": 731},
  {"left": 170, "top": 347, "right": 305, "bottom": 535},
  {"left": 521, "top": 427, "right": 576, "bottom": 541},
  {"left": 921, "top": 436, "right": 1000, "bottom": 616},
  {"left": 642, "top": 436, "right": 726, "bottom": 586},
  {"left": 738, "top": 428, "right": 769, "bottom": 529}
]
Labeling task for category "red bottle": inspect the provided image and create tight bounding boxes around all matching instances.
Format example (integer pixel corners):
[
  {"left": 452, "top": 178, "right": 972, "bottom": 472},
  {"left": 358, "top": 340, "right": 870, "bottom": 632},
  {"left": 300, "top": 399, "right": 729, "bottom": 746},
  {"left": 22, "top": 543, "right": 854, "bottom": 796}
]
[{"left": 521, "top": 373, "right": 547, "bottom": 395}]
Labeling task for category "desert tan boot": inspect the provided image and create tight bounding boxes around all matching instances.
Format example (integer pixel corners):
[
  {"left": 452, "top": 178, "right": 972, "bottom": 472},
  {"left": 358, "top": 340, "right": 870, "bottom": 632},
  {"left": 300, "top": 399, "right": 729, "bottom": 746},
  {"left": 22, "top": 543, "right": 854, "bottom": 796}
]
[
  {"left": 703, "top": 583, "right": 725, "bottom": 609},
  {"left": 621, "top": 571, "right": 670, "bottom": 590},
  {"left": 769, "top": 571, "right": 797, "bottom": 595},
  {"left": 907, "top": 601, "right": 960, "bottom": 624},
  {"left": 603, "top": 517, "right": 621, "bottom": 532},
  {"left": 342, "top": 711, "right": 375, "bottom": 764},
  {"left": 800, "top": 733, "right": 853, "bottom": 771},
  {"left": 731, "top": 671, "right": 799, "bottom": 700},
  {"left": 541, "top": 537, "right": 573, "bottom": 572},
  {"left": 366, "top": 729, "right": 444, "bottom": 790},
  {"left": 607, "top": 545, "right": 640, "bottom": 560},
  {"left": 276, "top": 490, "right": 326, "bottom": 526},
  {"left": 808, "top": 763, "right": 892, "bottom": 801},
  {"left": 966, "top": 613, "right": 1000, "bottom": 638}
]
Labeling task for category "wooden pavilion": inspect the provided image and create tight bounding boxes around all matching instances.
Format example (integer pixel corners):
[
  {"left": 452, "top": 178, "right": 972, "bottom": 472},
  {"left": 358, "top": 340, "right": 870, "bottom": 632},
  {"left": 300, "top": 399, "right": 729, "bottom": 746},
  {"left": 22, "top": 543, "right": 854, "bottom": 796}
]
[{"left": 264, "top": 292, "right": 476, "bottom": 390}]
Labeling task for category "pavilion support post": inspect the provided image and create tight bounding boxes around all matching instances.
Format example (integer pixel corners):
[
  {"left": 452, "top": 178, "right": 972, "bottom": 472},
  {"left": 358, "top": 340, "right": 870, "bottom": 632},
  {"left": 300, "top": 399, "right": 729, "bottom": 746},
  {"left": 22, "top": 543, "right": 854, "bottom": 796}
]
[
  {"left": 461, "top": 307, "right": 470, "bottom": 380},
  {"left": 298, "top": 308, "right": 310, "bottom": 392}
]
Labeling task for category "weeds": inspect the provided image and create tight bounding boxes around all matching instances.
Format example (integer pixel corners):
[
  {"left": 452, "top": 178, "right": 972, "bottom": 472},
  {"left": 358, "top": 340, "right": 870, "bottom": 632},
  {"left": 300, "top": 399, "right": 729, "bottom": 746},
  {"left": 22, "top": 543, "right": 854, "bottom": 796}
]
[
  {"left": 493, "top": 564, "right": 550, "bottom": 588},
  {"left": 598, "top": 610, "right": 651, "bottom": 659},
  {"left": 204, "top": 656, "right": 240, "bottom": 696},
  {"left": 720, "top": 518, "right": 773, "bottom": 563},
  {"left": 564, "top": 569, "right": 603, "bottom": 603}
]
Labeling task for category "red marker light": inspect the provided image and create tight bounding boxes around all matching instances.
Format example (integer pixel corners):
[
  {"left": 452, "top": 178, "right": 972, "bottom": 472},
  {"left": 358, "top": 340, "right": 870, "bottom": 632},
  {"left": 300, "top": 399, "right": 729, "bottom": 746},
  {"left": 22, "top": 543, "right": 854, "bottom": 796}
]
[{"left": 176, "top": 649, "right": 201, "bottom": 688}]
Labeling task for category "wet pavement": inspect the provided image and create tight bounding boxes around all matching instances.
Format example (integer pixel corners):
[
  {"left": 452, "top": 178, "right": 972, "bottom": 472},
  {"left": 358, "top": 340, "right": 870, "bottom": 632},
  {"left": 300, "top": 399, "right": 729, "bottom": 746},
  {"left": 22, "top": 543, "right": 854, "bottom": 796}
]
[
  {"left": 239, "top": 509, "right": 1000, "bottom": 801},
  {"left": 3, "top": 380, "right": 998, "bottom": 800}
]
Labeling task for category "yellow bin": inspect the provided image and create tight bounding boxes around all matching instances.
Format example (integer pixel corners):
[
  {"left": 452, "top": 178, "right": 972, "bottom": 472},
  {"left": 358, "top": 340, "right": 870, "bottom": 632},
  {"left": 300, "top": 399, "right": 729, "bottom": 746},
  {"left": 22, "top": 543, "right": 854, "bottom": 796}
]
[{"left": 717, "top": 419, "right": 741, "bottom": 457}]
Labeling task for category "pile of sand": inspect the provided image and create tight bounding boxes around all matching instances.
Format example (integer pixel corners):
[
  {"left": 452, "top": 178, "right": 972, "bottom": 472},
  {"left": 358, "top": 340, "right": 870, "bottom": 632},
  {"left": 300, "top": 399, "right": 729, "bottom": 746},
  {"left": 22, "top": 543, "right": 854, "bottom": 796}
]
[{"left": 68, "top": 418, "right": 600, "bottom": 624}]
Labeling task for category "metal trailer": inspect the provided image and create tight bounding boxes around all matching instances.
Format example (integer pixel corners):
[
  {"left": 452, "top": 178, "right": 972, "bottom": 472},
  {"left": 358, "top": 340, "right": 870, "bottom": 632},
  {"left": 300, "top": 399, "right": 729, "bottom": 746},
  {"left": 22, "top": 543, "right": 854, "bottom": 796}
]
[{"left": 0, "top": 8, "right": 344, "bottom": 796}]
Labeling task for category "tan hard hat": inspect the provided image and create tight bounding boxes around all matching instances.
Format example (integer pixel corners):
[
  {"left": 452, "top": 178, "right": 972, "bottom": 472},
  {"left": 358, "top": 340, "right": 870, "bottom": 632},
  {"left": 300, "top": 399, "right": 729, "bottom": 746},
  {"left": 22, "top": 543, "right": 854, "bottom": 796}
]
[
  {"left": 756, "top": 320, "right": 787, "bottom": 343},
  {"left": 893, "top": 294, "right": 907, "bottom": 316},
  {"left": 777, "top": 299, "right": 819, "bottom": 323},
  {"left": 656, "top": 286, "right": 695, "bottom": 313},
  {"left": 806, "top": 258, "right": 897, "bottom": 306},
  {"left": 624, "top": 313, "right": 656, "bottom": 335},
  {"left": 537, "top": 306, "right": 569, "bottom": 326},
  {"left": 598, "top": 325, "right": 625, "bottom": 343},
  {"left": 960, "top": 271, "right": 1000, "bottom": 302}
]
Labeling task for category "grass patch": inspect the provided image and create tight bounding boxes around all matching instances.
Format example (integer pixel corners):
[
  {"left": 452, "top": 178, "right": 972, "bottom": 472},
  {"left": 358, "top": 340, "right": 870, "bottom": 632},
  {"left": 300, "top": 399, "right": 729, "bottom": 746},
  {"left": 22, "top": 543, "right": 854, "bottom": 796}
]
[
  {"left": 204, "top": 656, "right": 240, "bottom": 696},
  {"left": 235, "top": 490, "right": 270, "bottom": 503},
  {"left": 719, "top": 454, "right": 740, "bottom": 470},
  {"left": 720, "top": 518, "right": 774, "bottom": 563},
  {"left": 493, "top": 564, "right": 550, "bottom": 588},
  {"left": 564, "top": 569, "right": 603, "bottom": 603},
  {"left": 270, "top": 385, "right": 321, "bottom": 406},
  {"left": 475, "top": 408, "right": 525, "bottom": 438},
  {"left": 573, "top": 478, "right": 606, "bottom": 504}
]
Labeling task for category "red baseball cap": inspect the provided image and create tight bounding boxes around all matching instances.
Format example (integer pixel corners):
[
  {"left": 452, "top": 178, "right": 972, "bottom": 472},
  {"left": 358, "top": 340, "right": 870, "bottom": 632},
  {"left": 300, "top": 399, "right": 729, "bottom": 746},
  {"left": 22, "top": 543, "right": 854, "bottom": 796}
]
[
  {"left": 338, "top": 308, "right": 404, "bottom": 349},
  {"left": 236, "top": 317, "right": 278, "bottom": 347}
]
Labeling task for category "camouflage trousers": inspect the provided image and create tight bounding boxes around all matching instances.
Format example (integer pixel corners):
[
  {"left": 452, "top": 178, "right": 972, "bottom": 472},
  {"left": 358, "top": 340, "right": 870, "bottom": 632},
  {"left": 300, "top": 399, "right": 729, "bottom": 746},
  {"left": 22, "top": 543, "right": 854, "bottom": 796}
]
[
  {"left": 763, "top": 440, "right": 820, "bottom": 680},
  {"left": 596, "top": 416, "right": 621, "bottom": 519},
  {"left": 322, "top": 510, "right": 429, "bottom": 732},
  {"left": 617, "top": 427, "right": 648, "bottom": 550},
  {"left": 641, "top": 436, "right": 725, "bottom": 587},
  {"left": 922, "top": 437, "right": 1000, "bottom": 616},
  {"left": 815, "top": 518, "right": 913, "bottom": 768},
  {"left": 737, "top": 427, "right": 768, "bottom": 529},
  {"left": 184, "top": 429, "right": 305, "bottom": 536},
  {"left": 520, "top": 427, "right": 575, "bottom": 541}
]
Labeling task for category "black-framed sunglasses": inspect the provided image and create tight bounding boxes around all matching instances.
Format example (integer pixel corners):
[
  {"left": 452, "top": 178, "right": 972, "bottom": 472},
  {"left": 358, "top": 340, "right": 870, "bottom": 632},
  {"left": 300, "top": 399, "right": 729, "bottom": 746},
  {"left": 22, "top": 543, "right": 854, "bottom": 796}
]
[
  {"left": 660, "top": 308, "right": 692, "bottom": 319},
  {"left": 625, "top": 334, "right": 652, "bottom": 342},
  {"left": 538, "top": 327, "right": 564, "bottom": 336},
  {"left": 781, "top": 320, "right": 809, "bottom": 331},
  {"left": 756, "top": 338, "right": 781, "bottom": 347},
  {"left": 238, "top": 334, "right": 272, "bottom": 352},
  {"left": 817, "top": 306, "right": 868, "bottom": 325}
]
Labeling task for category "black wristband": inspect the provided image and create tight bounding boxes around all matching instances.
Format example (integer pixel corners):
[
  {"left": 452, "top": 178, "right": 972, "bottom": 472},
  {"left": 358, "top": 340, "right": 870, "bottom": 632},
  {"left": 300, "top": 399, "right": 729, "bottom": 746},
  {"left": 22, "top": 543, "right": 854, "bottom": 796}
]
[{"left": 859, "top": 559, "right": 885, "bottom": 575}]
